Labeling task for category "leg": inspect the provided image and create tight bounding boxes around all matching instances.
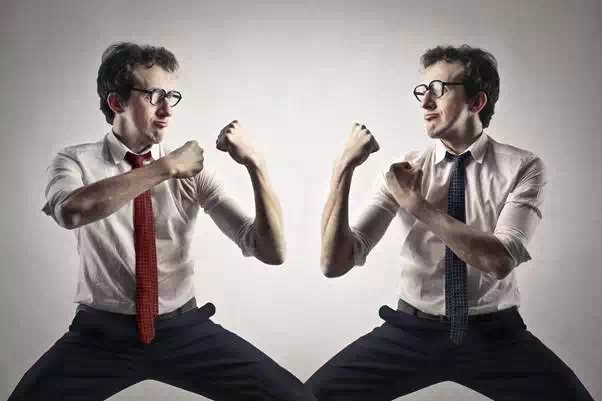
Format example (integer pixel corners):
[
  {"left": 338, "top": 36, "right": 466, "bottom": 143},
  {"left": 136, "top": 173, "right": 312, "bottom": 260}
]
[
  {"left": 454, "top": 312, "right": 594, "bottom": 401},
  {"left": 306, "top": 306, "right": 451, "bottom": 401},
  {"left": 147, "top": 303, "right": 317, "bottom": 401},
  {"left": 8, "top": 310, "right": 145, "bottom": 401}
]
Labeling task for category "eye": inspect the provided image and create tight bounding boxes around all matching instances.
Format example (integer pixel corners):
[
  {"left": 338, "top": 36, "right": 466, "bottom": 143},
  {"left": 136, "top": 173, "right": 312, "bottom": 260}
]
[{"left": 149, "top": 89, "right": 165, "bottom": 104}]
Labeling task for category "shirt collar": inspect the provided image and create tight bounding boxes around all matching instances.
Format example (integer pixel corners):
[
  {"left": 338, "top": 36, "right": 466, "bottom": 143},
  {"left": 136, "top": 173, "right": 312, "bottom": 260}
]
[
  {"left": 434, "top": 131, "right": 489, "bottom": 165},
  {"left": 105, "top": 131, "right": 161, "bottom": 165}
]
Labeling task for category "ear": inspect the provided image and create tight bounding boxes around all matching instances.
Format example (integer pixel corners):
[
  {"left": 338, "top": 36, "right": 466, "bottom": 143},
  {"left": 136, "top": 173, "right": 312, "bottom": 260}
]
[
  {"left": 469, "top": 91, "right": 487, "bottom": 114},
  {"left": 107, "top": 92, "right": 125, "bottom": 114}
]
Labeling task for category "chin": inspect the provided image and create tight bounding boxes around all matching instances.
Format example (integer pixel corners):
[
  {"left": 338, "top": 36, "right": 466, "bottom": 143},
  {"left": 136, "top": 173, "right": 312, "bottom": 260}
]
[
  {"left": 425, "top": 127, "right": 442, "bottom": 139},
  {"left": 149, "top": 131, "right": 165, "bottom": 144}
]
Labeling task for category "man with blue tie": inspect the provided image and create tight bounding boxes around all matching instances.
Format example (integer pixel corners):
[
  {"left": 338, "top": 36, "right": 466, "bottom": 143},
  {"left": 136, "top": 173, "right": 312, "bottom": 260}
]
[{"left": 307, "top": 45, "right": 594, "bottom": 400}]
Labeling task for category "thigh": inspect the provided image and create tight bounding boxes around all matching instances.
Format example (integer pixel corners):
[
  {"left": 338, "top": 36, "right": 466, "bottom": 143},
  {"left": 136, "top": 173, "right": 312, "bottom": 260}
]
[
  {"left": 150, "top": 306, "right": 316, "bottom": 401},
  {"left": 458, "top": 329, "right": 594, "bottom": 401},
  {"left": 305, "top": 306, "right": 450, "bottom": 401},
  {"left": 8, "top": 312, "right": 143, "bottom": 401}
]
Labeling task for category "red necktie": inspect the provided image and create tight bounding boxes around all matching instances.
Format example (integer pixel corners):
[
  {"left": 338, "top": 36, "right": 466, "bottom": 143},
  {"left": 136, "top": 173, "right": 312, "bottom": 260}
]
[{"left": 125, "top": 151, "right": 158, "bottom": 344}]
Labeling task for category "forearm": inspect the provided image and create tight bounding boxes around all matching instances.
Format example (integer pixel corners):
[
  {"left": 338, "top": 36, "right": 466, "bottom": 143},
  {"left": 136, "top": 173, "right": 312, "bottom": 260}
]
[
  {"left": 246, "top": 158, "right": 286, "bottom": 265},
  {"left": 57, "top": 159, "right": 173, "bottom": 229},
  {"left": 320, "top": 160, "right": 357, "bottom": 277},
  {"left": 410, "top": 198, "right": 514, "bottom": 279}
]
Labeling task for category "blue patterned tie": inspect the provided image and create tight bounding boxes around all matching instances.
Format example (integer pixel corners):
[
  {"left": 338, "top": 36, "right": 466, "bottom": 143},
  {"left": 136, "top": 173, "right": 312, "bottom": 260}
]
[{"left": 445, "top": 151, "right": 471, "bottom": 344}]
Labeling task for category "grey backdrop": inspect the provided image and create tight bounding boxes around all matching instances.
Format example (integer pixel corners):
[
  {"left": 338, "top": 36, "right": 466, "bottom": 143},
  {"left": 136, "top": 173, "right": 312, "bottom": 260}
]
[{"left": 1, "top": 0, "right": 600, "bottom": 400}]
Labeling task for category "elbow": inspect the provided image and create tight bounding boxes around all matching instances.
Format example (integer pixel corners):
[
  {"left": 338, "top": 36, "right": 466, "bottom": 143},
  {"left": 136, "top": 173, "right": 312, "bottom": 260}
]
[
  {"left": 487, "top": 255, "right": 515, "bottom": 280},
  {"left": 320, "top": 255, "right": 353, "bottom": 278},
  {"left": 255, "top": 243, "right": 286, "bottom": 266},
  {"left": 252, "top": 226, "right": 286, "bottom": 266},
  {"left": 319, "top": 239, "right": 357, "bottom": 278},
  {"left": 56, "top": 205, "right": 83, "bottom": 230},
  {"left": 261, "top": 251, "right": 286, "bottom": 266},
  {"left": 477, "top": 238, "right": 516, "bottom": 280},
  {"left": 492, "top": 266, "right": 511, "bottom": 280},
  {"left": 321, "top": 264, "right": 344, "bottom": 278},
  {"left": 54, "top": 191, "right": 92, "bottom": 230}
]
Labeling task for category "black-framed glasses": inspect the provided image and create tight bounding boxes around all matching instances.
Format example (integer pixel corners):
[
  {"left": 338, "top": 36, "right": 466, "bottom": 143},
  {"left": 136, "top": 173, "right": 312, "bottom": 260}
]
[
  {"left": 131, "top": 88, "right": 183, "bottom": 107},
  {"left": 413, "top": 80, "right": 465, "bottom": 102}
]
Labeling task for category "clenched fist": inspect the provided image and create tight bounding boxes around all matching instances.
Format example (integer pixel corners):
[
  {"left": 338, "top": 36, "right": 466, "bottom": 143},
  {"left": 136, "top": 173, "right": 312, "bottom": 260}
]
[
  {"left": 216, "top": 120, "right": 261, "bottom": 167},
  {"left": 163, "top": 140, "right": 205, "bottom": 178},
  {"left": 385, "top": 161, "right": 424, "bottom": 212},
  {"left": 340, "top": 122, "right": 380, "bottom": 169}
]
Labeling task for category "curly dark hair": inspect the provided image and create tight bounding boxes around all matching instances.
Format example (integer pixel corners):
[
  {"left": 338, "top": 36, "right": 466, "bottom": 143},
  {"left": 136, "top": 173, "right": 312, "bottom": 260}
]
[
  {"left": 97, "top": 42, "right": 179, "bottom": 124},
  {"left": 420, "top": 45, "right": 500, "bottom": 128}
]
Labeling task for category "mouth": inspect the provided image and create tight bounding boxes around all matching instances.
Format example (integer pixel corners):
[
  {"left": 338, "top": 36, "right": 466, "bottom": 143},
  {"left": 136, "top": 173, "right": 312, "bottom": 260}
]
[
  {"left": 153, "top": 121, "right": 168, "bottom": 129},
  {"left": 424, "top": 114, "right": 439, "bottom": 121}
]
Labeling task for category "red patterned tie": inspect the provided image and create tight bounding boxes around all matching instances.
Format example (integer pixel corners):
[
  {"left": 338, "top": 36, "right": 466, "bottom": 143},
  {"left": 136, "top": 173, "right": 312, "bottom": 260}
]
[{"left": 125, "top": 151, "right": 158, "bottom": 344}]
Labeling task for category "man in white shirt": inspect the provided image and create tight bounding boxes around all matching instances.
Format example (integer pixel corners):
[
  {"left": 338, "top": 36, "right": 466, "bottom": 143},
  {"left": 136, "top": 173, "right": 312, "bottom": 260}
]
[
  {"left": 9, "top": 42, "right": 317, "bottom": 401},
  {"left": 307, "top": 45, "right": 594, "bottom": 400}
]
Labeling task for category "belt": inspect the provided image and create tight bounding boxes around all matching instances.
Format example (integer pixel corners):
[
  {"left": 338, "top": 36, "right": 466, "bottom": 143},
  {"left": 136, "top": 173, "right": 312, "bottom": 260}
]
[
  {"left": 397, "top": 298, "right": 517, "bottom": 323},
  {"left": 157, "top": 297, "right": 197, "bottom": 320},
  {"left": 76, "top": 297, "right": 198, "bottom": 321}
]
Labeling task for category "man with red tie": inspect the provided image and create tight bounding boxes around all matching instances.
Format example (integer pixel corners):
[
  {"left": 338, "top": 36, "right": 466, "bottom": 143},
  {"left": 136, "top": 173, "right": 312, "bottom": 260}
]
[{"left": 9, "top": 42, "right": 317, "bottom": 401}]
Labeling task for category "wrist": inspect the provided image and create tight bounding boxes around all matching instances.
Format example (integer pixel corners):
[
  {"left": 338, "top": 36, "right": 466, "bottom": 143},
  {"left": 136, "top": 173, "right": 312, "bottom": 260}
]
[
  {"left": 334, "top": 156, "right": 355, "bottom": 176},
  {"left": 245, "top": 154, "right": 265, "bottom": 172},
  {"left": 406, "top": 193, "right": 428, "bottom": 216},
  {"left": 156, "top": 157, "right": 177, "bottom": 178}
]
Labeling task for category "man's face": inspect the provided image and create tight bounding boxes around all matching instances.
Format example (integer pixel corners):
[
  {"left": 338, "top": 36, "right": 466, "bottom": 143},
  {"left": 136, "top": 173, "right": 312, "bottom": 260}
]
[
  {"left": 419, "top": 61, "right": 472, "bottom": 140},
  {"left": 122, "top": 65, "right": 178, "bottom": 148}
]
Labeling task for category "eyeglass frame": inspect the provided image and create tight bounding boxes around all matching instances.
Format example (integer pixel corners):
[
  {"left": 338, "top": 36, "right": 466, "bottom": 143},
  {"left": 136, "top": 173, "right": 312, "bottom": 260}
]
[
  {"left": 131, "top": 87, "right": 183, "bottom": 107},
  {"left": 413, "top": 80, "right": 466, "bottom": 103}
]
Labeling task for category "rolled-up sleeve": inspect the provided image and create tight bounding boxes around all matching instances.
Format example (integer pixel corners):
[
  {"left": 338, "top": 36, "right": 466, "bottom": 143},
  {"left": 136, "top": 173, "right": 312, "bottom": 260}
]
[
  {"left": 194, "top": 169, "right": 256, "bottom": 257},
  {"left": 351, "top": 172, "right": 400, "bottom": 266},
  {"left": 493, "top": 156, "right": 546, "bottom": 268},
  {"left": 42, "top": 150, "right": 84, "bottom": 224}
]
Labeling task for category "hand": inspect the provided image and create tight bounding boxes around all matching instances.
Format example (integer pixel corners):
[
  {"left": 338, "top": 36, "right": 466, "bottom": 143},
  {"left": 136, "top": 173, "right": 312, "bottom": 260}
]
[
  {"left": 339, "top": 122, "right": 380, "bottom": 169},
  {"left": 163, "top": 140, "right": 205, "bottom": 178},
  {"left": 216, "top": 120, "right": 261, "bottom": 167},
  {"left": 385, "top": 161, "right": 424, "bottom": 212}
]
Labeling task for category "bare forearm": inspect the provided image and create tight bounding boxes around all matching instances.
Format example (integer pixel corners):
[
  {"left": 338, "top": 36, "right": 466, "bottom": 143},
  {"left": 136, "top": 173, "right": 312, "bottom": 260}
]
[
  {"left": 246, "top": 159, "right": 286, "bottom": 265},
  {"left": 320, "top": 160, "right": 357, "bottom": 277},
  {"left": 410, "top": 198, "right": 514, "bottom": 279},
  {"left": 58, "top": 160, "right": 173, "bottom": 229}
]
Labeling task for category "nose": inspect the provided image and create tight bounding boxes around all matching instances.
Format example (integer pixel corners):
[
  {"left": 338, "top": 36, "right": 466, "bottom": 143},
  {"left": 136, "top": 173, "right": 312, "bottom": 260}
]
[
  {"left": 157, "top": 99, "right": 172, "bottom": 117},
  {"left": 420, "top": 91, "right": 436, "bottom": 110}
]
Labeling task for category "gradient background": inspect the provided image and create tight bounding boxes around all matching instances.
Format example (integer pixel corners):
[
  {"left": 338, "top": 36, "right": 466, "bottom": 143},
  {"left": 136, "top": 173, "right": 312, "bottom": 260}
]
[{"left": 1, "top": 0, "right": 601, "bottom": 400}]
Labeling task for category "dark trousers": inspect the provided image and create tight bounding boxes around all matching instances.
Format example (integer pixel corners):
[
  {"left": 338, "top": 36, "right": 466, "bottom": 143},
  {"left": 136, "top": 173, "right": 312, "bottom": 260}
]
[
  {"left": 9, "top": 302, "right": 317, "bottom": 401},
  {"left": 306, "top": 305, "right": 594, "bottom": 401}
]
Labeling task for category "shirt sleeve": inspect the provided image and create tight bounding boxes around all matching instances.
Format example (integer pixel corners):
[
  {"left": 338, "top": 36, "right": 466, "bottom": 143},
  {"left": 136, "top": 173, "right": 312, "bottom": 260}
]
[
  {"left": 42, "top": 149, "right": 85, "bottom": 225},
  {"left": 493, "top": 156, "right": 547, "bottom": 268},
  {"left": 193, "top": 169, "right": 256, "bottom": 257},
  {"left": 350, "top": 171, "right": 400, "bottom": 266}
]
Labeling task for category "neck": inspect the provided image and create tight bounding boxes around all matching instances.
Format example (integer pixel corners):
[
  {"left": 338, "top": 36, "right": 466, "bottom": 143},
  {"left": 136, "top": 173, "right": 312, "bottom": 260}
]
[
  {"left": 112, "top": 122, "right": 149, "bottom": 154},
  {"left": 441, "top": 120, "right": 483, "bottom": 154}
]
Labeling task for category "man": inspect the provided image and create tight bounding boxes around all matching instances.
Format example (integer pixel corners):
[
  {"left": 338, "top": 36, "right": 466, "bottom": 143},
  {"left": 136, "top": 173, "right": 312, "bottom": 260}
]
[
  {"left": 9, "top": 42, "right": 316, "bottom": 401},
  {"left": 307, "top": 45, "right": 594, "bottom": 400}
]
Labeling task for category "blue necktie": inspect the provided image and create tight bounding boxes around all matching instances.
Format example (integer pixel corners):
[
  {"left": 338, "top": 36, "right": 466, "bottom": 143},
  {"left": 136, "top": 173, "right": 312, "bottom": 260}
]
[{"left": 445, "top": 151, "right": 471, "bottom": 344}]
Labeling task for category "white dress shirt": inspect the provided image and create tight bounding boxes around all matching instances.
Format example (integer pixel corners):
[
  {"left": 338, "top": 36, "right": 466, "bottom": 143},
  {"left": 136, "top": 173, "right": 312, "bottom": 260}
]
[
  {"left": 351, "top": 132, "right": 546, "bottom": 315},
  {"left": 43, "top": 132, "right": 256, "bottom": 314}
]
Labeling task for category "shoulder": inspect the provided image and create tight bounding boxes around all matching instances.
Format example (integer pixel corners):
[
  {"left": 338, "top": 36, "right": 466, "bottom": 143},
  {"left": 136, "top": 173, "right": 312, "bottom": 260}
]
[
  {"left": 486, "top": 136, "right": 543, "bottom": 166},
  {"left": 50, "top": 138, "right": 106, "bottom": 166},
  {"left": 485, "top": 136, "right": 547, "bottom": 184},
  {"left": 58, "top": 140, "right": 103, "bottom": 156}
]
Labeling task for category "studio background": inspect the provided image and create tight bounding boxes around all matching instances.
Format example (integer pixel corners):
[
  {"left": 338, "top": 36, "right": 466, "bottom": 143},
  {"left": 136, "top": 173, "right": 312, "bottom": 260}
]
[{"left": 1, "top": 0, "right": 600, "bottom": 400}]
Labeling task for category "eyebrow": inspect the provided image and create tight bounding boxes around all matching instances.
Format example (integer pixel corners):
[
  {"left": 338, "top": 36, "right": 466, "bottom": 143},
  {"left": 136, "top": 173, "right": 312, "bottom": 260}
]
[{"left": 146, "top": 87, "right": 179, "bottom": 92}]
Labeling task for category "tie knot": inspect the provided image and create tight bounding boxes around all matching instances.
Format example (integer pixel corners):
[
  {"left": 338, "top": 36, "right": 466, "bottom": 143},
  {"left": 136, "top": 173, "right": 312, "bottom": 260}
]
[
  {"left": 125, "top": 151, "right": 152, "bottom": 168},
  {"left": 445, "top": 151, "right": 471, "bottom": 165}
]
